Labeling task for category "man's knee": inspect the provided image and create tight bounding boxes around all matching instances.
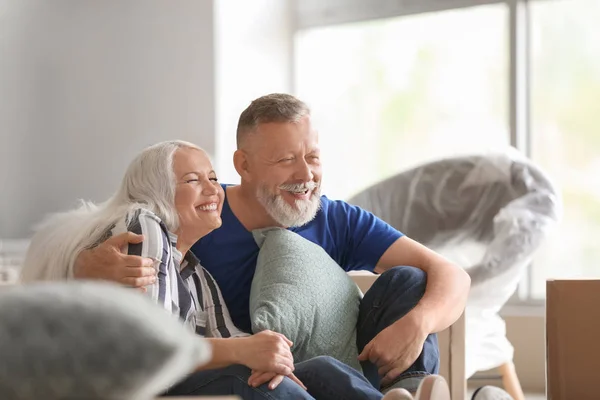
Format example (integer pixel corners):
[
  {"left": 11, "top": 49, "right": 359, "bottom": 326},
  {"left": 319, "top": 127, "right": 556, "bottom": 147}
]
[
  {"left": 378, "top": 266, "right": 427, "bottom": 293},
  {"left": 305, "top": 355, "right": 341, "bottom": 369},
  {"left": 360, "top": 266, "right": 427, "bottom": 315}
]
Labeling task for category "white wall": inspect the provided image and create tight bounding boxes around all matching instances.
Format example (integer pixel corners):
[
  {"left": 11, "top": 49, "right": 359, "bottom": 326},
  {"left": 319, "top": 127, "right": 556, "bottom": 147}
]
[
  {"left": 0, "top": 1, "right": 215, "bottom": 238},
  {"left": 214, "top": 0, "right": 294, "bottom": 183}
]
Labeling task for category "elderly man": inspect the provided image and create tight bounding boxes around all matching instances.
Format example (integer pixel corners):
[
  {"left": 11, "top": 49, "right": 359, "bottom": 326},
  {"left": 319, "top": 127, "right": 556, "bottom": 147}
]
[{"left": 75, "top": 94, "right": 472, "bottom": 399}]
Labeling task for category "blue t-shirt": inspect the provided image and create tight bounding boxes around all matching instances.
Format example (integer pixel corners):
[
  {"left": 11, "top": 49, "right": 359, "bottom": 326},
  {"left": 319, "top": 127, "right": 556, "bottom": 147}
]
[{"left": 191, "top": 184, "right": 404, "bottom": 333}]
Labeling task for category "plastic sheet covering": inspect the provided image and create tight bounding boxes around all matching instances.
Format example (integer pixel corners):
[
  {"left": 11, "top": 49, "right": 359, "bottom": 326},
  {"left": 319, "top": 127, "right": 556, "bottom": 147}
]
[{"left": 348, "top": 148, "right": 561, "bottom": 376}]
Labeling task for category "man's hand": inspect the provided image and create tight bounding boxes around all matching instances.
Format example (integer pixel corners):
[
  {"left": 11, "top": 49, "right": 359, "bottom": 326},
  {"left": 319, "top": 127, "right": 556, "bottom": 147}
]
[
  {"left": 73, "top": 232, "right": 156, "bottom": 289},
  {"left": 358, "top": 311, "right": 429, "bottom": 387},
  {"left": 248, "top": 371, "right": 306, "bottom": 391},
  {"left": 234, "top": 330, "right": 296, "bottom": 376}
]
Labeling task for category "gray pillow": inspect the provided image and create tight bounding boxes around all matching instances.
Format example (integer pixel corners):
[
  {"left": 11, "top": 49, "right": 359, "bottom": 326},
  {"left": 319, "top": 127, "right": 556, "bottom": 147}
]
[
  {"left": 0, "top": 281, "right": 211, "bottom": 400},
  {"left": 250, "top": 228, "right": 362, "bottom": 371}
]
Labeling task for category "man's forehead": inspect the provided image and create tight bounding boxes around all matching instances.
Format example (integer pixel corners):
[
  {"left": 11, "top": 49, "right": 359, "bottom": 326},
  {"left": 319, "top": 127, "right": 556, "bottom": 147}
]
[{"left": 249, "top": 120, "right": 318, "bottom": 149}]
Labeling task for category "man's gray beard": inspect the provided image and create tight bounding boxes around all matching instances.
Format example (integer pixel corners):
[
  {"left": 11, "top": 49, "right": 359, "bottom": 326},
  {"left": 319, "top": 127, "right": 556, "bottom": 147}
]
[{"left": 256, "top": 184, "right": 321, "bottom": 228}]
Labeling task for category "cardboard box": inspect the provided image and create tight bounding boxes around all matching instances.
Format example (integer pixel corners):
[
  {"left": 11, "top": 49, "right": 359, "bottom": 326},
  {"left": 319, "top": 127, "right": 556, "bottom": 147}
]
[{"left": 546, "top": 279, "right": 600, "bottom": 400}]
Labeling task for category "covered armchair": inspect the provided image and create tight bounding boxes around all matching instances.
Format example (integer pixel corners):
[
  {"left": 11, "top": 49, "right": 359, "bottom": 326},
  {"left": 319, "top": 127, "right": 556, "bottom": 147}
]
[{"left": 348, "top": 149, "right": 560, "bottom": 399}]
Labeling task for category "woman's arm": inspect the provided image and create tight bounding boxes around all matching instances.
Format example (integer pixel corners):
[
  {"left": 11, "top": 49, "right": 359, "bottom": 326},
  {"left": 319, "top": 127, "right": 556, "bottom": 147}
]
[
  {"left": 194, "top": 268, "right": 303, "bottom": 389},
  {"left": 120, "top": 209, "right": 172, "bottom": 311},
  {"left": 198, "top": 267, "right": 250, "bottom": 338},
  {"left": 200, "top": 335, "right": 306, "bottom": 390},
  {"left": 195, "top": 331, "right": 294, "bottom": 375}
]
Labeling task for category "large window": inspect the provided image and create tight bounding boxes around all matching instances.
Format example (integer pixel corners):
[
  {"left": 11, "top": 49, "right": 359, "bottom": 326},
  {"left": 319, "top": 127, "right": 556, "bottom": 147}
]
[
  {"left": 295, "top": 4, "right": 508, "bottom": 200},
  {"left": 294, "top": 0, "right": 600, "bottom": 300},
  {"left": 529, "top": 0, "right": 600, "bottom": 297}
]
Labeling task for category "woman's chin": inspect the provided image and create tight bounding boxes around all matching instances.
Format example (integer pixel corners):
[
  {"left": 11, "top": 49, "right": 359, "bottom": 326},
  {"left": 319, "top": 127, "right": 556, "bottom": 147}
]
[
  {"left": 203, "top": 216, "right": 222, "bottom": 231},
  {"left": 180, "top": 217, "right": 222, "bottom": 241}
]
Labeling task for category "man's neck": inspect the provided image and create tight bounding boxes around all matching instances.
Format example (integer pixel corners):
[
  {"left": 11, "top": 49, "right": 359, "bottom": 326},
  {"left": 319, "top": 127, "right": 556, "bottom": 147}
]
[{"left": 226, "top": 185, "right": 283, "bottom": 231}]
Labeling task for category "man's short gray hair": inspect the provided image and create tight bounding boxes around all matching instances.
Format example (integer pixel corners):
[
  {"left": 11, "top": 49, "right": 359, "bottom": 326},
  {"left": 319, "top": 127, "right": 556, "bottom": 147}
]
[{"left": 236, "top": 93, "right": 310, "bottom": 149}]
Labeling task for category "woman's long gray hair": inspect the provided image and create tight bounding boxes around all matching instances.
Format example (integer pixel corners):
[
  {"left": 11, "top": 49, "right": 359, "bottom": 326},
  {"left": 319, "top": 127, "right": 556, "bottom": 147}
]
[{"left": 20, "top": 140, "right": 202, "bottom": 282}]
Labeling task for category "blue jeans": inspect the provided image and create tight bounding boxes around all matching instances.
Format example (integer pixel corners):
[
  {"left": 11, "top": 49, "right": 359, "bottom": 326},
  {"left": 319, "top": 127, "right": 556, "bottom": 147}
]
[
  {"left": 161, "top": 356, "right": 385, "bottom": 400},
  {"left": 358, "top": 266, "right": 440, "bottom": 392},
  {"left": 162, "top": 266, "right": 438, "bottom": 398}
]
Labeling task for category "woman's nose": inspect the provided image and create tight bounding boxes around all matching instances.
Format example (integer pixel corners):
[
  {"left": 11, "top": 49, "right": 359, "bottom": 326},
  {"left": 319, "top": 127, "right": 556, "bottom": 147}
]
[{"left": 202, "top": 181, "right": 218, "bottom": 195}]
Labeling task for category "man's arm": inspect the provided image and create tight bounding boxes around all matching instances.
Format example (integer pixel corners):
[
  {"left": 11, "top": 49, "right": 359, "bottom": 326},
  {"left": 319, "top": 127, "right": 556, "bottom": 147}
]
[
  {"left": 336, "top": 199, "right": 469, "bottom": 330},
  {"left": 375, "top": 236, "right": 470, "bottom": 333},
  {"left": 357, "top": 235, "right": 470, "bottom": 386},
  {"left": 73, "top": 231, "right": 156, "bottom": 287}
]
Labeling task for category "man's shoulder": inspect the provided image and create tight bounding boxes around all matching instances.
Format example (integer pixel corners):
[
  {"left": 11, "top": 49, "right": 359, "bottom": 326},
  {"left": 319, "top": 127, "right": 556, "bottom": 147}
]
[
  {"left": 318, "top": 194, "right": 340, "bottom": 209},
  {"left": 316, "top": 194, "right": 393, "bottom": 231},
  {"left": 318, "top": 195, "right": 363, "bottom": 217},
  {"left": 296, "top": 196, "right": 359, "bottom": 234}
]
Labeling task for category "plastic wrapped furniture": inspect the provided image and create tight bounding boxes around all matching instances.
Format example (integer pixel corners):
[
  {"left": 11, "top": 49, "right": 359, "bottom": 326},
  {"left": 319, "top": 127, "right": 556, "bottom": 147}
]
[{"left": 348, "top": 149, "right": 560, "bottom": 399}]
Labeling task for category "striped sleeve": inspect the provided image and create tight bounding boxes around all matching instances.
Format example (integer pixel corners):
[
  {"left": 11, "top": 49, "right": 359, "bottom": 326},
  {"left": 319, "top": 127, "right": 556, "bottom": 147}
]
[
  {"left": 124, "top": 208, "right": 173, "bottom": 315},
  {"left": 200, "top": 267, "right": 249, "bottom": 338}
]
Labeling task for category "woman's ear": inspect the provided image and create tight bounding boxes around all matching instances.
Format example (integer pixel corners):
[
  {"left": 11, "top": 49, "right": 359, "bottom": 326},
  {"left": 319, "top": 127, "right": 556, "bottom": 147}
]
[{"left": 233, "top": 150, "right": 252, "bottom": 182}]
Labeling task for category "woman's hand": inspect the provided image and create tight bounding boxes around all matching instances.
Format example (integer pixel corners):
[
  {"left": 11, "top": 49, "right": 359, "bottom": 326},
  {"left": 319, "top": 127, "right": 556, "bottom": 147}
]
[
  {"left": 233, "top": 330, "right": 296, "bottom": 376},
  {"left": 248, "top": 370, "right": 307, "bottom": 391}
]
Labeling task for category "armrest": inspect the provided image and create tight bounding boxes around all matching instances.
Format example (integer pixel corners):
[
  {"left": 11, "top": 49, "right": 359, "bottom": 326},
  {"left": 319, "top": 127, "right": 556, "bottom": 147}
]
[{"left": 348, "top": 271, "right": 466, "bottom": 400}]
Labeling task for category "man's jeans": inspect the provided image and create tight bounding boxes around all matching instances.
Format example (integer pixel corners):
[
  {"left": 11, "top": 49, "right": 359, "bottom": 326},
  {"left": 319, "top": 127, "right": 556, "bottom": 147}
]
[
  {"left": 162, "top": 356, "right": 387, "bottom": 399},
  {"left": 163, "top": 266, "right": 439, "bottom": 398},
  {"left": 358, "top": 266, "right": 440, "bottom": 392}
]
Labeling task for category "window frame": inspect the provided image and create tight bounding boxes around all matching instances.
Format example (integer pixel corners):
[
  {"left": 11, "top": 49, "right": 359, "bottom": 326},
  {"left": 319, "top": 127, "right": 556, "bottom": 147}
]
[{"left": 292, "top": 0, "right": 555, "bottom": 307}]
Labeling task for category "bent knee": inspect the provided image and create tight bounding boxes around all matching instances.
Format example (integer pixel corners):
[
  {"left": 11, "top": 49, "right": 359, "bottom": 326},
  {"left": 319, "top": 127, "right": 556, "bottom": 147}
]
[
  {"left": 308, "top": 355, "right": 340, "bottom": 367},
  {"left": 382, "top": 266, "right": 427, "bottom": 286}
]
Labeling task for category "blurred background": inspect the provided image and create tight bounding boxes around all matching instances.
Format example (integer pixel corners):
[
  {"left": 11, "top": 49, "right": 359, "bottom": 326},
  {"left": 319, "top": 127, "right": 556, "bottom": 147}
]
[{"left": 0, "top": 1, "right": 598, "bottom": 397}]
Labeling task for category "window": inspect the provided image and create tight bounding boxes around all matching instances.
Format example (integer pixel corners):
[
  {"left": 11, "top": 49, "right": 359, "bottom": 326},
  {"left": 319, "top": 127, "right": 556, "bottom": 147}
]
[
  {"left": 294, "top": 0, "right": 600, "bottom": 300},
  {"left": 295, "top": 4, "right": 508, "bottom": 200},
  {"left": 529, "top": 0, "right": 600, "bottom": 297}
]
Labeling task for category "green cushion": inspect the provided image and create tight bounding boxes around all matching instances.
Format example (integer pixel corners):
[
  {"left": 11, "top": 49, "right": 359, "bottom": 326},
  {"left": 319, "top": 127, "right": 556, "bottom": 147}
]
[{"left": 250, "top": 228, "right": 362, "bottom": 371}]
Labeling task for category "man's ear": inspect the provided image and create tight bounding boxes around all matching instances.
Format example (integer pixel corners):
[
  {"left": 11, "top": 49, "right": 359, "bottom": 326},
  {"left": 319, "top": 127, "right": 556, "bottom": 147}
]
[{"left": 233, "top": 149, "right": 253, "bottom": 182}]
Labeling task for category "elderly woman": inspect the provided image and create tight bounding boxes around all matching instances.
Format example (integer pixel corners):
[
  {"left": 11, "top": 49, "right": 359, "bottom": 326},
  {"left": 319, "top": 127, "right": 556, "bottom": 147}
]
[{"left": 20, "top": 141, "right": 422, "bottom": 400}]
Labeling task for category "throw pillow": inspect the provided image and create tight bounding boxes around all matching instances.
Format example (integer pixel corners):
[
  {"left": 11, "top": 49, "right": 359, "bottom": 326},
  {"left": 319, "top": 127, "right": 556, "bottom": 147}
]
[
  {"left": 0, "top": 281, "right": 211, "bottom": 400},
  {"left": 250, "top": 228, "right": 362, "bottom": 371}
]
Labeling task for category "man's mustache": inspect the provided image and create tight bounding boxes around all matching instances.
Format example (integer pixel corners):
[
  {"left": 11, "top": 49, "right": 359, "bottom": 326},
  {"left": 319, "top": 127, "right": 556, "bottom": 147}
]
[{"left": 278, "top": 182, "right": 319, "bottom": 192}]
